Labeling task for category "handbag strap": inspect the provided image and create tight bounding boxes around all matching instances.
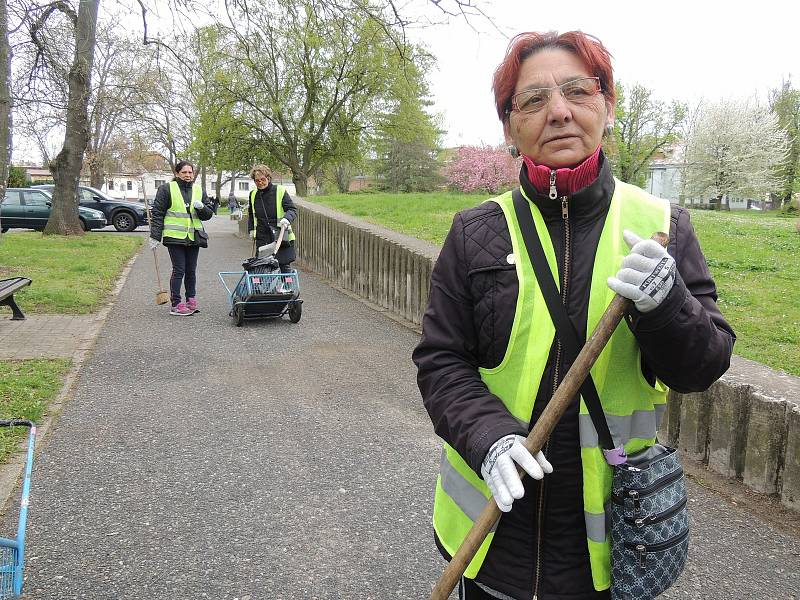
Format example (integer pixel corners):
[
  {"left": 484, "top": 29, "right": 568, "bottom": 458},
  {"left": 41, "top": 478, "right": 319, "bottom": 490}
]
[{"left": 511, "top": 189, "right": 621, "bottom": 460}]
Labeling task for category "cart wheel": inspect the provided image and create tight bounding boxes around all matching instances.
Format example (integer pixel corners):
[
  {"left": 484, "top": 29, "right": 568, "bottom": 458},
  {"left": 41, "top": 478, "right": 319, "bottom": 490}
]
[
  {"left": 288, "top": 302, "right": 302, "bottom": 323},
  {"left": 234, "top": 304, "right": 244, "bottom": 327}
]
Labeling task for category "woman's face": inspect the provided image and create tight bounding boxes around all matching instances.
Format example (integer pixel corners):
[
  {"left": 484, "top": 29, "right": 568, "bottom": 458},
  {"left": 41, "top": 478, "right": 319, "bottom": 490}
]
[
  {"left": 504, "top": 48, "right": 612, "bottom": 169},
  {"left": 176, "top": 165, "right": 194, "bottom": 182},
  {"left": 254, "top": 173, "right": 270, "bottom": 190}
]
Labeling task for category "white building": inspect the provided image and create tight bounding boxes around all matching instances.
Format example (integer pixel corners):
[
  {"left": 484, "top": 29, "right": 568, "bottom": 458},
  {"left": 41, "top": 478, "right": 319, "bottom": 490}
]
[
  {"left": 108, "top": 172, "right": 296, "bottom": 202},
  {"left": 644, "top": 145, "right": 761, "bottom": 209}
]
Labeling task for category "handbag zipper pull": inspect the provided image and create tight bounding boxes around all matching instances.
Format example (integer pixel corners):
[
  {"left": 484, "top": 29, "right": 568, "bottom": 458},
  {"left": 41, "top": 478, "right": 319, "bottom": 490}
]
[
  {"left": 629, "top": 489, "right": 640, "bottom": 513},
  {"left": 636, "top": 544, "right": 647, "bottom": 569}
]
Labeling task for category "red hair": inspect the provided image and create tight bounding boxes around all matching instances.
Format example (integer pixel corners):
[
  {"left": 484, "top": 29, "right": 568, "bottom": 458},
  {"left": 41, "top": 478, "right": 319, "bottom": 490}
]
[{"left": 492, "top": 31, "right": 615, "bottom": 121}]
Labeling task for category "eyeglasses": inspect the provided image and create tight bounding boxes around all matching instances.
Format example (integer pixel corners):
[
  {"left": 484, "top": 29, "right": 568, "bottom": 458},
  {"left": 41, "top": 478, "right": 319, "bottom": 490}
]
[{"left": 509, "top": 77, "right": 602, "bottom": 115}]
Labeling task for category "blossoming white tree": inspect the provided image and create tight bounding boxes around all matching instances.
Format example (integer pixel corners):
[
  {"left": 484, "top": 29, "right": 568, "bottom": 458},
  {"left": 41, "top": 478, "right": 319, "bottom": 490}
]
[{"left": 683, "top": 99, "right": 788, "bottom": 209}]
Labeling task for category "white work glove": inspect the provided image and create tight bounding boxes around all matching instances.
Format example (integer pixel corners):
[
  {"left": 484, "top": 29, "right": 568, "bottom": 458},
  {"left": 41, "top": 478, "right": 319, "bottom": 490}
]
[
  {"left": 148, "top": 237, "right": 160, "bottom": 250},
  {"left": 278, "top": 217, "right": 290, "bottom": 228},
  {"left": 480, "top": 434, "right": 553, "bottom": 512},
  {"left": 250, "top": 230, "right": 257, "bottom": 239},
  {"left": 192, "top": 199, "right": 204, "bottom": 210},
  {"left": 607, "top": 230, "right": 676, "bottom": 313}
]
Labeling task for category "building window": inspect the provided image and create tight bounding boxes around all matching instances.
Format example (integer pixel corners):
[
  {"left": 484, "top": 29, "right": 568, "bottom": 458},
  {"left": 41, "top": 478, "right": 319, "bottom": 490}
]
[
  {"left": 154, "top": 179, "right": 165, "bottom": 189},
  {"left": 238, "top": 181, "right": 249, "bottom": 191},
  {"left": 108, "top": 180, "right": 114, "bottom": 190},
  {"left": 126, "top": 181, "right": 133, "bottom": 191}
]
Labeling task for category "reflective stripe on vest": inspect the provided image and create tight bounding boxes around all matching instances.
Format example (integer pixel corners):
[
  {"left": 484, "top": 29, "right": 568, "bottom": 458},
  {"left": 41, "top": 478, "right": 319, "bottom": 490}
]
[
  {"left": 249, "top": 185, "right": 295, "bottom": 241},
  {"left": 163, "top": 182, "right": 203, "bottom": 241},
  {"left": 431, "top": 180, "right": 671, "bottom": 587}
]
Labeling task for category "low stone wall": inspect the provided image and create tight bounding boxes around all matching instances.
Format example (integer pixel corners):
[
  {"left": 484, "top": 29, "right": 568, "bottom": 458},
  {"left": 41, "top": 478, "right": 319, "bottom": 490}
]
[
  {"left": 292, "top": 198, "right": 800, "bottom": 511},
  {"left": 293, "top": 199, "right": 439, "bottom": 326}
]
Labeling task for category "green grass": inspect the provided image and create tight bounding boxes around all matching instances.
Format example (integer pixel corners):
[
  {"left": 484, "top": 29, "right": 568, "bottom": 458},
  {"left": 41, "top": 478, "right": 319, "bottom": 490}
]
[
  {"left": 688, "top": 210, "right": 800, "bottom": 376},
  {"left": 310, "top": 192, "right": 800, "bottom": 376},
  {"left": 0, "top": 359, "right": 70, "bottom": 463},
  {"left": 310, "top": 192, "right": 486, "bottom": 244},
  {"left": 0, "top": 232, "right": 142, "bottom": 314}
]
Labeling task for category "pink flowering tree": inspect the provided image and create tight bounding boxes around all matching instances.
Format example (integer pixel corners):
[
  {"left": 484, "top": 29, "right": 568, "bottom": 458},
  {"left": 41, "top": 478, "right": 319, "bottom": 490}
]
[{"left": 443, "top": 145, "right": 521, "bottom": 193}]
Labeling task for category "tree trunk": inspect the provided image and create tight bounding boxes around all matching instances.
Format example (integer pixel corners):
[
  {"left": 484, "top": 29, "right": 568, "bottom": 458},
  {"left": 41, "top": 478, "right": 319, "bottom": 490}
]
[
  {"left": 335, "top": 164, "right": 351, "bottom": 193},
  {"left": 200, "top": 164, "right": 207, "bottom": 194},
  {"left": 88, "top": 154, "right": 104, "bottom": 188},
  {"left": 293, "top": 172, "right": 308, "bottom": 197},
  {"left": 215, "top": 171, "right": 222, "bottom": 201},
  {"left": 0, "top": 0, "right": 11, "bottom": 237},
  {"left": 45, "top": 0, "right": 100, "bottom": 236}
]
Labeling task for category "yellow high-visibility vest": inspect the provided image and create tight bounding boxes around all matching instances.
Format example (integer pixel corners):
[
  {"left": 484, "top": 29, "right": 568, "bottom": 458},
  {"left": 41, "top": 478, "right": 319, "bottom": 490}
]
[
  {"left": 432, "top": 180, "right": 670, "bottom": 589},
  {"left": 162, "top": 182, "right": 203, "bottom": 242},
  {"left": 249, "top": 185, "right": 295, "bottom": 242}
]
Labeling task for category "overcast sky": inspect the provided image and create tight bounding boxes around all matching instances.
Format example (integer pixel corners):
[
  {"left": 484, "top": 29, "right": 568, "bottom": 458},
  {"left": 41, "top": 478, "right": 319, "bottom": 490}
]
[{"left": 409, "top": 0, "right": 799, "bottom": 147}]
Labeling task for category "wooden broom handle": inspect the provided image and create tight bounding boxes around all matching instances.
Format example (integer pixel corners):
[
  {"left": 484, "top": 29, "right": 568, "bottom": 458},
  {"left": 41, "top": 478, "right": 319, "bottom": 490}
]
[
  {"left": 143, "top": 198, "right": 166, "bottom": 290},
  {"left": 428, "top": 231, "right": 669, "bottom": 600}
]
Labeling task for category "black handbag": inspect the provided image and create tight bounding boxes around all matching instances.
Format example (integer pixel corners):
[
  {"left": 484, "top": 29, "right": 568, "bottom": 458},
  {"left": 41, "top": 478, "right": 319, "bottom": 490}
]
[
  {"left": 194, "top": 228, "right": 209, "bottom": 248},
  {"left": 511, "top": 189, "right": 688, "bottom": 600}
]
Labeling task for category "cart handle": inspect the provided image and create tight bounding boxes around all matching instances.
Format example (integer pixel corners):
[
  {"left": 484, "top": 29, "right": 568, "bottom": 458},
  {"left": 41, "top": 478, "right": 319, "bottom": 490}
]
[{"left": 0, "top": 419, "right": 34, "bottom": 429}]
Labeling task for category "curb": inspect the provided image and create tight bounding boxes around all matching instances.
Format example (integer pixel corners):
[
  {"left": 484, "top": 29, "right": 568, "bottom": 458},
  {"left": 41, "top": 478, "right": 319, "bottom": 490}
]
[{"left": 0, "top": 246, "right": 142, "bottom": 515}]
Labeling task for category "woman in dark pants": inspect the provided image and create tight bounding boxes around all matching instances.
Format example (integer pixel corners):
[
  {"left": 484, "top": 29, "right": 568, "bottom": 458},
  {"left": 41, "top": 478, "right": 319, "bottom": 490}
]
[
  {"left": 413, "top": 31, "right": 734, "bottom": 599},
  {"left": 149, "top": 160, "right": 213, "bottom": 316},
  {"left": 246, "top": 164, "right": 298, "bottom": 273}
]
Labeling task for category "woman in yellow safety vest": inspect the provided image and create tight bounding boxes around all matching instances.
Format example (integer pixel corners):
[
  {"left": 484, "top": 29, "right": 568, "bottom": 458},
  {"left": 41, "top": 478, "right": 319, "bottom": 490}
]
[
  {"left": 412, "top": 31, "right": 735, "bottom": 600},
  {"left": 246, "top": 164, "right": 298, "bottom": 273},
  {"left": 149, "top": 160, "right": 213, "bottom": 316}
]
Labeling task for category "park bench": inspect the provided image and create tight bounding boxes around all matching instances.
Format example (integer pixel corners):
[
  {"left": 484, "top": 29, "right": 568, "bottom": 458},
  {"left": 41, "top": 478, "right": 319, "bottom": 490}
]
[{"left": 0, "top": 277, "right": 32, "bottom": 320}]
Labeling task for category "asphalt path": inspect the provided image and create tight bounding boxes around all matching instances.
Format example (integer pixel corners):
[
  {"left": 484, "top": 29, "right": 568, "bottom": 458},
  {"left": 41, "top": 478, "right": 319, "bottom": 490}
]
[{"left": 2, "top": 215, "right": 799, "bottom": 599}]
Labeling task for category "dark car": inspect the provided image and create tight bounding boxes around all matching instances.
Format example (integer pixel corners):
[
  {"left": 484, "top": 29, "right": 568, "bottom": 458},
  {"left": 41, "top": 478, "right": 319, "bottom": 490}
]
[
  {"left": 1, "top": 188, "right": 106, "bottom": 232},
  {"left": 33, "top": 184, "right": 148, "bottom": 232}
]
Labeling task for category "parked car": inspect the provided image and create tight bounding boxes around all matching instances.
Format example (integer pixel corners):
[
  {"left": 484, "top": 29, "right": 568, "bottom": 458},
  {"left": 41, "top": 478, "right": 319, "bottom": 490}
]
[
  {"left": 32, "top": 184, "right": 148, "bottom": 232},
  {"left": 0, "top": 188, "right": 107, "bottom": 232}
]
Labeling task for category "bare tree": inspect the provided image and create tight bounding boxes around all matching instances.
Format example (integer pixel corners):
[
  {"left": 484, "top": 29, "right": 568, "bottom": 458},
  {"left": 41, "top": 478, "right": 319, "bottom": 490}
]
[{"left": 85, "top": 25, "right": 147, "bottom": 187}]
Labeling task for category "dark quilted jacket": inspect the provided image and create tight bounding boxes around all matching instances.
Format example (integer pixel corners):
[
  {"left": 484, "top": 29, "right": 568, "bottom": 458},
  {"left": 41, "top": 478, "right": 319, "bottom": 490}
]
[{"left": 412, "top": 157, "right": 735, "bottom": 600}]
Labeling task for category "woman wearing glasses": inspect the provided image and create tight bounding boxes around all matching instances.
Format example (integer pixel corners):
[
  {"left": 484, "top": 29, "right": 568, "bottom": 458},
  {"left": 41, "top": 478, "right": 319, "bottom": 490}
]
[
  {"left": 246, "top": 164, "right": 298, "bottom": 273},
  {"left": 413, "top": 31, "right": 734, "bottom": 599}
]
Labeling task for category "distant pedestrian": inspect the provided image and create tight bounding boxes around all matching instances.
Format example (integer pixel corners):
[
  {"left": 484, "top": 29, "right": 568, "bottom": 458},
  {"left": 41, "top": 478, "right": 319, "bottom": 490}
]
[
  {"left": 209, "top": 196, "right": 219, "bottom": 214},
  {"left": 246, "top": 165, "right": 298, "bottom": 273},
  {"left": 148, "top": 160, "right": 213, "bottom": 316}
]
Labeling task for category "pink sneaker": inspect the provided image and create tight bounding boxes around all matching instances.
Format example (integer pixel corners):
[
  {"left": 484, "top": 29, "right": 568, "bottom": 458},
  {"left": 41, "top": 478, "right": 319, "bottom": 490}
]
[
  {"left": 186, "top": 297, "right": 199, "bottom": 313},
  {"left": 170, "top": 302, "right": 193, "bottom": 316}
]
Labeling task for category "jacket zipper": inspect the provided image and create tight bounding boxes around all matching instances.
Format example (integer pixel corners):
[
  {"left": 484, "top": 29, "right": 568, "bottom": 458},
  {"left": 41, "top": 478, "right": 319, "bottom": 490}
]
[
  {"left": 625, "top": 529, "right": 690, "bottom": 569},
  {"left": 533, "top": 174, "right": 570, "bottom": 600}
]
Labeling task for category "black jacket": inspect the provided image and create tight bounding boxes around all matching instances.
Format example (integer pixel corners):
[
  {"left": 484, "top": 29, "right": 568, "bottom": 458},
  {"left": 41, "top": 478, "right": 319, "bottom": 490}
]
[
  {"left": 149, "top": 179, "right": 213, "bottom": 246},
  {"left": 412, "top": 156, "right": 735, "bottom": 600},
  {"left": 246, "top": 183, "right": 298, "bottom": 234}
]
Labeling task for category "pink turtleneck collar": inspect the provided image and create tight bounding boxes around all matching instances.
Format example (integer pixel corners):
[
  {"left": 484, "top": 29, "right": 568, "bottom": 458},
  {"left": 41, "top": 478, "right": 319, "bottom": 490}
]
[{"left": 522, "top": 145, "right": 602, "bottom": 197}]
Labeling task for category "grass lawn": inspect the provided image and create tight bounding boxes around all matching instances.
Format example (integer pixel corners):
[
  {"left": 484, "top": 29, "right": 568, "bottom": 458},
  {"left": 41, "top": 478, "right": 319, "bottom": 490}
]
[
  {"left": 0, "top": 232, "right": 142, "bottom": 314},
  {"left": 0, "top": 359, "right": 70, "bottom": 463},
  {"left": 689, "top": 210, "right": 800, "bottom": 376},
  {"left": 310, "top": 192, "right": 486, "bottom": 244},
  {"left": 310, "top": 192, "right": 800, "bottom": 377}
]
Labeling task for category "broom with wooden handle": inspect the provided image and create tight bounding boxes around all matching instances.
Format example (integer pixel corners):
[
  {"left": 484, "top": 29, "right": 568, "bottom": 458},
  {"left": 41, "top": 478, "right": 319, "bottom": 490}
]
[
  {"left": 143, "top": 199, "right": 170, "bottom": 305},
  {"left": 428, "top": 231, "right": 669, "bottom": 600}
]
